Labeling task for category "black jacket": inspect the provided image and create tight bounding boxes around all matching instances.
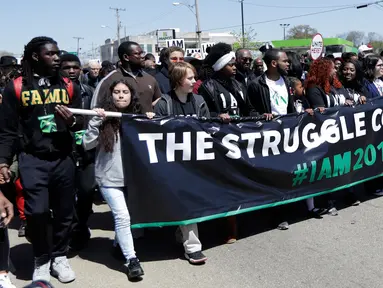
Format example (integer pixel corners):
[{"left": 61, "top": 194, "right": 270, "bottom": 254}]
[
  {"left": 79, "top": 82, "right": 94, "bottom": 111},
  {"left": 199, "top": 77, "right": 258, "bottom": 117},
  {"left": 154, "top": 92, "right": 210, "bottom": 118},
  {"left": 154, "top": 67, "right": 171, "bottom": 94},
  {"left": 247, "top": 73, "right": 295, "bottom": 115},
  {"left": 0, "top": 77, "right": 83, "bottom": 164},
  {"left": 235, "top": 70, "right": 257, "bottom": 88},
  {"left": 306, "top": 86, "right": 354, "bottom": 108},
  {"left": 76, "top": 81, "right": 95, "bottom": 166}
]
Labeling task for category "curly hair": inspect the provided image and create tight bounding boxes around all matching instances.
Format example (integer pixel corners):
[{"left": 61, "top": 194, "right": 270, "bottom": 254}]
[
  {"left": 305, "top": 58, "right": 342, "bottom": 94},
  {"left": 204, "top": 43, "right": 232, "bottom": 67},
  {"left": 98, "top": 79, "right": 141, "bottom": 152}
]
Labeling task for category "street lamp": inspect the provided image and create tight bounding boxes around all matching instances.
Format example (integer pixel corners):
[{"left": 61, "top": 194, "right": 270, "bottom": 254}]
[
  {"left": 101, "top": 25, "right": 115, "bottom": 62},
  {"left": 280, "top": 24, "right": 290, "bottom": 40},
  {"left": 172, "top": 1, "right": 202, "bottom": 51}
]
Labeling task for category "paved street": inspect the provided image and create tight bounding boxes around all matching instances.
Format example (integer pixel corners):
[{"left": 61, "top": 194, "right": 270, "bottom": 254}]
[{"left": 8, "top": 194, "right": 383, "bottom": 288}]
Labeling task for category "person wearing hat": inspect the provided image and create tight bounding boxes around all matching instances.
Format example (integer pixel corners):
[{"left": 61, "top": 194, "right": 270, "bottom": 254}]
[
  {"left": 0, "top": 56, "right": 20, "bottom": 95},
  {"left": 0, "top": 56, "right": 18, "bottom": 67},
  {"left": 358, "top": 44, "right": 373, "bottom": 60}
]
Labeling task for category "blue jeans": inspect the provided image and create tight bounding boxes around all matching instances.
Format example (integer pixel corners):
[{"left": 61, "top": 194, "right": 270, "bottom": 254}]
[{"left": 100, "top": 187, "right": 136, "bottom": 261}]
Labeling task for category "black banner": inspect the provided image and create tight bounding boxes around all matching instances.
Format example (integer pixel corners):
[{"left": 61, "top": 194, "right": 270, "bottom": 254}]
[{"left": 121, "top": 98, "right": 383, "bottom": 228}]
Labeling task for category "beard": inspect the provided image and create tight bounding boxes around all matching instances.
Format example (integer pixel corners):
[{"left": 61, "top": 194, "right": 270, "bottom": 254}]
[{"left": 277, "top": 65, "right": 288, "bottom": 76}]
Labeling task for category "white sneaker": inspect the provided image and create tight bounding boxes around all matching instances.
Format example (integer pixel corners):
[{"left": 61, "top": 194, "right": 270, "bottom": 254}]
[
  {"left": 0, "top": 273, "right": 16, "bottom": 288},
  {"left": 51, "top": 256, "right": 76, "bottom": 283},
  {"left": 32, "top": 256, "right": 51, "bottom": 282}
]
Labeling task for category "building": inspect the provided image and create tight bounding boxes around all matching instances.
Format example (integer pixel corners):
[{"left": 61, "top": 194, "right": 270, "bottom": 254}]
[{"left": 99, "top": 28, "right": 237, "bottom": 63}]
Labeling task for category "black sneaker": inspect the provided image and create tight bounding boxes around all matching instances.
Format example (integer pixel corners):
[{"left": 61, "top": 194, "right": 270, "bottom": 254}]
[
  {"left": 18, "top": 220, "right": 27, "bottom": 237},
  {"left": 126, "top": 258, "right": 144, "bottom": 280},
  {"left": 309, "top": 208, "right": 327, "bottom": 219},
  {"left": 185, "top": 251, "right": 208, "bottom": 265}
]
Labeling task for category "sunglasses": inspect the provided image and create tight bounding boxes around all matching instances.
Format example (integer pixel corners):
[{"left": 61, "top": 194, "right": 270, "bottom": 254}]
[
  {"left": 241, "top": 57, "right": 253, "bottom": 63},
  {"left": 170, "top": 57, "right": 185, "bottom": 62}
]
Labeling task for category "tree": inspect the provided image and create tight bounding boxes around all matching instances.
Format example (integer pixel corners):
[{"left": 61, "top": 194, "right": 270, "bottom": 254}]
[
  {"left": 344, "top": 31, "right": 365, "bottom": 46},
  {"left": 367, "top": 32, "right": 383, "bottom": 43},
  {"left": 0, "top": 51, "right": 14, "bottom": 57},
  {"left": 230, "top": 26, "right": 259, "bottom": 50},
  {"left": 286, "top": 25, "right": 318, "bottom": 39}
]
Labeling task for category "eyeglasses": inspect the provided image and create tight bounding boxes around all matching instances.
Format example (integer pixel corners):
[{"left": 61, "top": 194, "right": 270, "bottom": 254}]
[{"left": 170, "top": 57, "right": 185, "bottom": 62}]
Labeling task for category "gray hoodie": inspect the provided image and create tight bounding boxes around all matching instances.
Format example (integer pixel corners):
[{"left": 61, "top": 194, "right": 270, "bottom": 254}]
[{"left": 82, "top": 116, "right": 124, "bottom": 187}]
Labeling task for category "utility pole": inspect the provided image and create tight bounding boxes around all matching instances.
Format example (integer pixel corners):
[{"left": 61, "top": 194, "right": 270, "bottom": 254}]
[
  {"left": 91, "top": 42, "right": 95, "bottom": 58},
  {"left": 280, "top": 24, "right": 290, "bottom": 40},
  {"left": 195, "top": 0, "right": 202, "bottom": 50},
  {"left": 240, "top": 0, "right": 245, "bottom": 48},
  {"left": 110, "top": 7, "right": 126, "bottom": 47},
  {"left": 73, "top": 37, "right": 84, "bottom": 56}
]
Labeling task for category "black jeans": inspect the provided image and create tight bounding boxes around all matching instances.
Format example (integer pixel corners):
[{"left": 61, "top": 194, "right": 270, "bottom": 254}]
[
  {"left": 0, "top": 228, "right": 9, "bottom": 271},
  {"left": 73, "top": 162, "right": 96, "bottom": 231},
  {"left": 18, "top": 153, "right": 75, "bottom": 258}
]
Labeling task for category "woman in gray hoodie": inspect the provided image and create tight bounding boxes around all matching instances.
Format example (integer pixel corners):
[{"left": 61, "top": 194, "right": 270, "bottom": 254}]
[{"left": 83, "top": 79, "right": 154, "bottom": 281}]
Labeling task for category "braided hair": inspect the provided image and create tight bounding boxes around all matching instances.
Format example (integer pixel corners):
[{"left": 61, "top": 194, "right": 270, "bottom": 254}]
[{"left": 22, "top": 36, "right": 64, "bottom": 89}]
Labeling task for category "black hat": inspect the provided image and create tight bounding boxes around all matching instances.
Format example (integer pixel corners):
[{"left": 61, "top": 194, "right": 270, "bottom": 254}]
[
  {"left": 0, "top": 56, "right": 18, "bottom": 67},
  {"left": 259, "top": 43, "right": 273, "bottom": 53},
  {"left": 101, "top": 60, "right": 113, "bottom": 68}
]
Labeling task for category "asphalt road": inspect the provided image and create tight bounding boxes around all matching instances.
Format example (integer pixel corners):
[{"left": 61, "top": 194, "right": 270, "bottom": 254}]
[{"left": 8, "top": 194, "right": 383, "bottom": 288}]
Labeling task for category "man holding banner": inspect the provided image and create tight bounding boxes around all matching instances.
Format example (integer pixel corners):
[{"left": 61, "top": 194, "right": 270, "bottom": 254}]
[{"left": 0, "top": 37, "right": 83, "bottom": 283}]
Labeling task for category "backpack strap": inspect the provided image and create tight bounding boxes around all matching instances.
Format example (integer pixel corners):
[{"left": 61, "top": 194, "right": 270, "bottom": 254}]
[
  {"left": 13, "top": 77, "right": 23, "bottom": 100},
  {"left": 63, "top": 77, "right": 74, "bottom": 100},
  {"left": 13, "top": 76, "right": 74, "bottom": 102}
]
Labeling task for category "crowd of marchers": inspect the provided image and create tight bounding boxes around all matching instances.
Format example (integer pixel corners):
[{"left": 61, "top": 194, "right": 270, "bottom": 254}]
[{"left": 0, "top": 37, "right": 382, "bottom": 288}]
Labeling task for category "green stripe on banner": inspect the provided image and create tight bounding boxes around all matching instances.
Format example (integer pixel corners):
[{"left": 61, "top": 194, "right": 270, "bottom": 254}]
[{"left": 131, "top": 172, "right": 383, "bottom": 229}]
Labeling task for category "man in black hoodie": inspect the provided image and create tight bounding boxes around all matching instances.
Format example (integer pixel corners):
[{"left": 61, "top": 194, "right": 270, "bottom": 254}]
[
  {"left": 60, "top": 53, "right": 96, "bottom": 250},
  {"left": 247, "top": 48, "right": 295, "bottom": 230},
  {"left": 0, "top": 37, "right": 83, "bottom": 283},
  {"left": 247, "top": 48, "right": 295, "bottom": 120}
]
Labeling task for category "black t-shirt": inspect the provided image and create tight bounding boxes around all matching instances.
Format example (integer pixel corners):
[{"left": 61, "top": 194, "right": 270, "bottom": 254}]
[
  {"left": 172, "top": 94, "right": 196, "bottom": 116},
  {"left": 306, "top": 86, "right": 353, "bottom": 108}
]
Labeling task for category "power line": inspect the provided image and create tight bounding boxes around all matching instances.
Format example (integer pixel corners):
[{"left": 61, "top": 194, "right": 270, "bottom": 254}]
[
  {"left": 126, "top": 10, "right": 175, "bottom": 30},
  {"left": 227, "top": 0, "right": 361, "bottom": 9},
  {"left": 110, "top": 7, "right": 126, "bottom": 47},
  {"left": 204, "top": 1, "right": 383, "bottom": 32}
]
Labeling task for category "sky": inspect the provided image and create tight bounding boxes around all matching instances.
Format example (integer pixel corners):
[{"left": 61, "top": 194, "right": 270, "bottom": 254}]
[{"left": 1, "top": 0, "right": 382, "bottom": 56}]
